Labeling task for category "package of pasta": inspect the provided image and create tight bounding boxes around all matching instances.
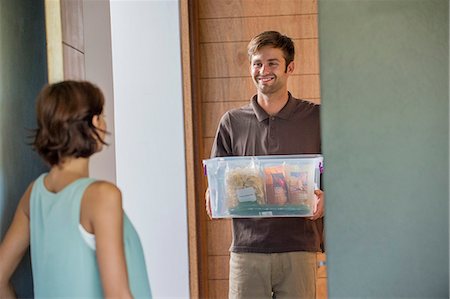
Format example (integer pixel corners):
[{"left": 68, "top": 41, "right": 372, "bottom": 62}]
[
  {"left": 203, "top": 154, "right": 323, "bottom": 218},
  {"left": 225, "top": 165, "right": 265, "bottom": 208}
]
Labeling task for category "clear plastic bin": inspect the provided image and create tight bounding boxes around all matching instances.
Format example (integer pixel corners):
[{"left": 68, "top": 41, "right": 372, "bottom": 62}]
[{"left": 203, "top": 155, "right": 323, "bottom": 218}]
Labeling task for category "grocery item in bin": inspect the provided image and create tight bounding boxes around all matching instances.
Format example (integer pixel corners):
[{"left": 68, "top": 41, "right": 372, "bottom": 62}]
[
  {"left": 225, "top": 167, "right": 265, "bottom": 208},
  {"left": 203, "top": 154, "right": 323, "bottom": 218},
  {"left": 264, "top": 165, "right": 288, "bottom": 205},
  {"left": 285, "top": 165, "right": 312, "bottom": 207}
]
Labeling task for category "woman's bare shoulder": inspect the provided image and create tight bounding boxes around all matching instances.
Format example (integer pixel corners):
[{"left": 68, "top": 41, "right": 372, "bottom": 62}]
[
  {"left": 21, "top": 181, "right": 36, "bottom": 217},
  {"left": 84, "top": 181, "right": 122, "bottom": 210}
]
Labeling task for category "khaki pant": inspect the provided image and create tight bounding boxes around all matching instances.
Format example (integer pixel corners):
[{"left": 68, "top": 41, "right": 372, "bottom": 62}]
[{"left": 229, "top": 252, "right": 317, "bottom": 299}]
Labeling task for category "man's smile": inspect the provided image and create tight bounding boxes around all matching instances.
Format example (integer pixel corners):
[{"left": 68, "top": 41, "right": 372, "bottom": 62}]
[{"left": 258, "top": 76, "right": 275, "bottom": 84}]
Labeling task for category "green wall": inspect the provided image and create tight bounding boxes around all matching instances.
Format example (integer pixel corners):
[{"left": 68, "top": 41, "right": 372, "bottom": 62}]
[
  {"left": 0, "top": 0, "right": 48, "bottom": 296},
  {"left": 319, "top": 0, "right": 449, "bottom": 297}
]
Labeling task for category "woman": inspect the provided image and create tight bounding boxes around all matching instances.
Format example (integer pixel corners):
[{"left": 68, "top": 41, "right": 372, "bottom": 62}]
[{"left": 0, "top": 81, "right": 151, "bottom": 298}]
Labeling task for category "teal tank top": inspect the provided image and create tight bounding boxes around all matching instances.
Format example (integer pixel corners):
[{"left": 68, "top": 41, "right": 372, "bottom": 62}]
[{"left": 30, "top": 173, "right": 152, "bottom": 298}]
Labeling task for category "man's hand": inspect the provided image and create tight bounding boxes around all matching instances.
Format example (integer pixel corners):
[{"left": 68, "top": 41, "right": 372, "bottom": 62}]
[
  {"left": 309, "top": 189, "right": 324, "bottom": 221},
  {"left": 205, "top": 188, "right": 212, "bottom": 220}
]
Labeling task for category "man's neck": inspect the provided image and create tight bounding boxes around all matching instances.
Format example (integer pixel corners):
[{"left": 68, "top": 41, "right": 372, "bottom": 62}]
[{"left": 257, "top": 90, "right": 289, "bottom": 116}]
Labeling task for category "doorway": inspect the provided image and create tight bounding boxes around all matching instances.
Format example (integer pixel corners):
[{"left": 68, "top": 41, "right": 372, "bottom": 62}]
[{"left": 180, "top": 0, "right": 326, "bottom": 298}]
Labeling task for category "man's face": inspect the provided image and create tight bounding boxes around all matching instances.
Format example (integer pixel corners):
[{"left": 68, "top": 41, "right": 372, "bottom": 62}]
[{"left": 250, "top": 46, "right": 294, "bottom": 96}]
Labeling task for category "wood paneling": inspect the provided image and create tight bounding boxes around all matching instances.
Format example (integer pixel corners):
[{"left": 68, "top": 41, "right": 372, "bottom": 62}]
[
  {"left": 317, "top": 252, "right": 327, "bottom": 278},
  {"left": 317, "top": 277, "right": 328, "bottom": 299},
  {"left": 288, "top": 75, "right": 321, "bottom": 101},
  {"left": 60, "top": 0, "right": 84, "bottom": 51},
  {"left": 203, "top": 138, "right": 214, "bottom": 159},
  {"left": 200, "top": 15, "right": 318, "bottom": 43},
  {"left": 208, "top": 255, "right": 230, "bottom": 279},
  {"left": 200, "top": 39, "right": 319, "bottom": 78},
  {"left": 58, "top": 0, "right": 85, "bottom": 80},
  {"left": 317, "top": 253, "right": 328, "bottom": 298},
  {"left": 189, "top": 0, "right": 325, "bottom": 297},
  {"left": 202, "top": 101, "right": 249, "bottom": 138},
  {"left": 199, "top": 0, "right": 317, "bottom": 18},
  {"left": 208, "top": 280, "right": 229, "bottom": 299},
  {"left": 180, "top": 1, "right": 206, "bottom": 297},
  {"left": 201, "top": 78, "right": 255, "bottom": 102},
  {"left": 63, "top": 44, "right": 85, "bottom": 80},
  {"left": 207, "top": 220, "right": 232, "bottom": 256}
]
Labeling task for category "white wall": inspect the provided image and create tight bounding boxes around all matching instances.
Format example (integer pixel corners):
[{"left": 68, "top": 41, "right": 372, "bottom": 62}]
[{"left": 85, "top": 1, "right": 190, "bottom": 298}]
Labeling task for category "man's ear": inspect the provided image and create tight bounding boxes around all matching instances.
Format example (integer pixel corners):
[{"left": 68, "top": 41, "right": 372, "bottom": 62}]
[{"left": 286, "top": 61, "right": 295, "bottom": 74}]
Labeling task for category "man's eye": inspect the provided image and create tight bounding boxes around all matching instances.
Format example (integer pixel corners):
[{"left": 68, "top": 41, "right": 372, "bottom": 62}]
[{"left": 253, "top": 63, "right": 262, "bottom": 67}]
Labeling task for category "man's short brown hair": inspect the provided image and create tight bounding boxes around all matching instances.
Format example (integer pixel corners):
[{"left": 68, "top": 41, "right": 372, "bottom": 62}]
[
  {"left": 247, "top": 31, "right": 295, "bottom": 70},
  {"left": 32, "top": 80, "right": 106, "bottom": 166}
]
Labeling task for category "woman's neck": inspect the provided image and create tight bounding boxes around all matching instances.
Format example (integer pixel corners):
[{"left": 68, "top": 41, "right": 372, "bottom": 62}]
[
  {"left": 50, "top": 157, "right": 90, "bottom": 178},
  {"left": 44, "top": 158, "right": 90, "bottom": 193}
]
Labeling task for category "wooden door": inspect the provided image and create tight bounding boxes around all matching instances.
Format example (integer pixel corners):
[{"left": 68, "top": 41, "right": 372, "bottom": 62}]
[
  {"left": 181, "top": 0, "right": 326, "bottom": 298},
  {"left": 45, "top": 0, "right": 85, "bottom": 82}
]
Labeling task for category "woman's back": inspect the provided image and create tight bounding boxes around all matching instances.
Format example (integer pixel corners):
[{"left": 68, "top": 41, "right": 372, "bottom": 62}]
[
  {"left": 30, "top": 173, "right": 151, "bottom": 298},
  {"left": 30, "top": 174, "right": 103, "bottom": 297},
  {"left": 0, "top": 81, "right": 151, "bottom": 298}
]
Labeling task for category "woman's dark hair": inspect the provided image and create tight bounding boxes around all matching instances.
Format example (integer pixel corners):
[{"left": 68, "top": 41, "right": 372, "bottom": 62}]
[
  {"left": 247, "top": 31, "right": 295, "bottom": 72},
  {"left": 32, "top": 80, "right": 107, "bottom": 166}
]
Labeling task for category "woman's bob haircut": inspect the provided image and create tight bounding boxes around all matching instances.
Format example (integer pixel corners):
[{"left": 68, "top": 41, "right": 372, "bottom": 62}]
[{"left": 32, "top": 80, "right": 107, "bottom": 166}]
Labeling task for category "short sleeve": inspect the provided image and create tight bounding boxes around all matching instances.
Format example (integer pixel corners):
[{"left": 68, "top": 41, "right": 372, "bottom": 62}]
[{"left": 210, "top": 112, "right": 233, "bottom": 158}]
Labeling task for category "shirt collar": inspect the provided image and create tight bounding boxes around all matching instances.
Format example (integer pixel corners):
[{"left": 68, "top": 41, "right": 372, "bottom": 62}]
[{"left": 251, "top": 92, "right": 295, "bottom": 122}]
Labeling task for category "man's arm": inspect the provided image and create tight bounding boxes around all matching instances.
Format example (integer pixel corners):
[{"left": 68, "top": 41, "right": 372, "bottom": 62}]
[
  {"left": 205, "top": 188, "right": 213, "bottom": 219},
  {"left": 210, "top": 113, "right": 233, "bottom": 158},
  {"left": 206, "top": 113, "right": 233, "bottom": 219}
]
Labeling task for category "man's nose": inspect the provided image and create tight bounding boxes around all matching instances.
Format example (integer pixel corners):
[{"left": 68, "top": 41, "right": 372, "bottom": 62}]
[{"left": 260, "top": 64, "right": 270, "bottom": 75}]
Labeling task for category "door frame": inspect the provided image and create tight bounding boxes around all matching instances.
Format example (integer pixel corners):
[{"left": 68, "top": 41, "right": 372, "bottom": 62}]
[{"left": 180, "top": 0, "right": 209, "bottom": 297}]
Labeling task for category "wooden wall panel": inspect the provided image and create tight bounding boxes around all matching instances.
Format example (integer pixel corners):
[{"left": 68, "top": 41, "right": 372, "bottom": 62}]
[
  {"left": 208, "top": 256, "right": 230, "bottom": 280},
  {"left": 193, "top": 0, "right": 325, "bottom": 297},
  {"left": 201, "top": 78, "right": 255, "bottom": 102},
  {"left": 317, "top": 252, "right": 327, "bottom": 278},
  {"left": 202, "top": 101, "right": 249, "bottom": 138},
  {"left": 208, "top": 280, "right": 229, "bottom": 299},
  {"left": 60, "top": 0, "right": 84, "bottom": 51},
  {"left": 199, "top": 0, "right": 317, "bottom": 18},
  {"left": 207, "top": 220, "right": 232, "bottom": 255},
  {"left": 200, "top": 15, "right": 318, "bottom": 43},
  {"left": 200, "top": 40, "right": 319, "bottom": 78},
  {"left": 317, "top": 278, "right": 328, "bottom": 299},
  {"left": 316, "top": 252, "right": 328, "bottom": 298},
  {"left": 288, "top": 75, "right": 321, "bottom": 101},
  {"left": 60, "top": 0, "right": 85, "bottom": 80},
  {"left": 203, "top": 138, "right": 214, "bottom": 159},
  {"left": 63, "top": 44, "right": 85, "bottom": 80}
]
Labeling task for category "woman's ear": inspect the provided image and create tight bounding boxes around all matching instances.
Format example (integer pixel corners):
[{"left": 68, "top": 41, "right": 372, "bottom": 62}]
[{"left": 92, "top": 115, "right": 100, "bottom": 128}]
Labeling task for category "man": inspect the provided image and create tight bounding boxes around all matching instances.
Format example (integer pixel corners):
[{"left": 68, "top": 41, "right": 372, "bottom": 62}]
[{"left": 207, "top": 31, "right": 324, "bottom": 299}]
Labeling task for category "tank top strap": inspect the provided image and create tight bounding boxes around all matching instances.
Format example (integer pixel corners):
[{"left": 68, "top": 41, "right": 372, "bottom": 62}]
[
  {"left": 69, "top": 177, "right": 97, "bottom": 226},
  {"left": 32, "top": 173, "right": 47, "bottom": 193},
  {"left": 72, "top": 177, "right": 97, "bottom": 193}
]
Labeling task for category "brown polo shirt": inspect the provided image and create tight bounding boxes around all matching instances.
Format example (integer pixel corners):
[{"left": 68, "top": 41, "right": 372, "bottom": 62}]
[{"left": 211, "top": 93, "right": 323, "bottom": 253}]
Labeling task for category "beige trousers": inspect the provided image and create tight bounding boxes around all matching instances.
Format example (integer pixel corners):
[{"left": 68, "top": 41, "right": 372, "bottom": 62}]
[{"left": 228, "top": 251, "right": 317, "bottom": 299}]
